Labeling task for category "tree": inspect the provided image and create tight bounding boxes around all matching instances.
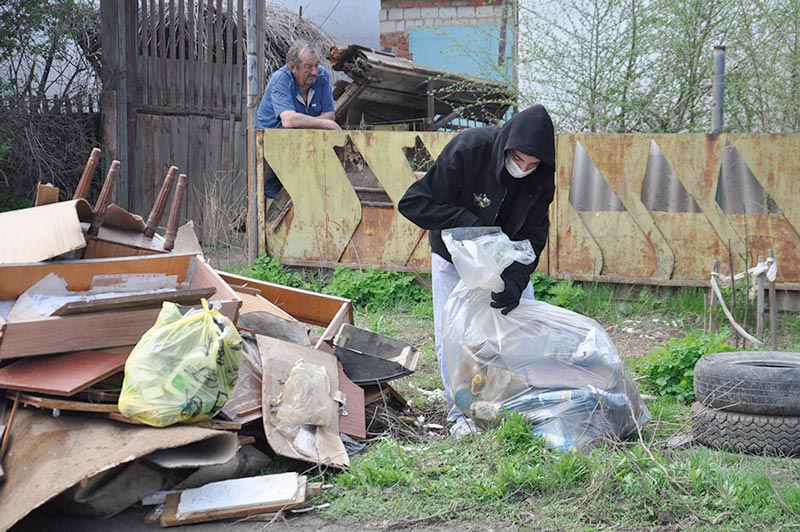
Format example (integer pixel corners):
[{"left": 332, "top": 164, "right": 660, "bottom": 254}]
[
  {"left": 517, "top": 0, "right": 800, "bottom": 133},
  {"left": 0, "top": 0, "right": 98, "bottom": 102}
]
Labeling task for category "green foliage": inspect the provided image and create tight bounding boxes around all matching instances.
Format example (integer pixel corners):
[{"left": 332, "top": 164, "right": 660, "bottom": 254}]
[
  {"left": 633, "top": 329, "right": 735, "bottom": 402},
  {"left": 0, "top": 189, "right": 29, "bottom": 212},
  {"left": 530, "top": 271, "right": 586, "bottom": 310},
  {"left": 322, "top": 267, "right": 431, "bottom": 309},
  {"left": 240, "top": 253, "right": 307, "bottom": 289},
  {"left": 335, "top": 439, "right": 418, "bottom": 488},
  {"left": 324, "top": 406, "right": 800, "bottom": 530},
  {"left": 497, "top": 411, "right": 545, "bottom": 456}
]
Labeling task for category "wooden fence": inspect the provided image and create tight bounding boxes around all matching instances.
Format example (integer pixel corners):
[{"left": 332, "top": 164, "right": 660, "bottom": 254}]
[{"left": 101, "top": 1, "right": 249, "bottom": 243}]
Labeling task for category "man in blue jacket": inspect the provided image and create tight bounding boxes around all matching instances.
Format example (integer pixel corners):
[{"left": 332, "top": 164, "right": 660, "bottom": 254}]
[
  {"left": 398, "top": 105, "right": 556, "bottom": 436},
  {"left": 257, "top": 40, "right": 340, "bottom": 198}
]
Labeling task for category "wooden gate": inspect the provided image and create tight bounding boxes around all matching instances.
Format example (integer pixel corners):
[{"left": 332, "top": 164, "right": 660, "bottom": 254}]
[{"left": 101, "top": 1, "right": 249, "bottom": 243}]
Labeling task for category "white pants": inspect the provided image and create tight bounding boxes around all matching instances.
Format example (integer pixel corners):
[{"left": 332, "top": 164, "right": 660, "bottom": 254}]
[{"left": 431, "top": 252, "right": 535, "bottom": 422}]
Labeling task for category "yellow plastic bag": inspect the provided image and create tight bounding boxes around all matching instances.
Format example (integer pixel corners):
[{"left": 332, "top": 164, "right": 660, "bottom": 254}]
[{"left": 118, "top": 299, "right": 242, "bottom": 427}]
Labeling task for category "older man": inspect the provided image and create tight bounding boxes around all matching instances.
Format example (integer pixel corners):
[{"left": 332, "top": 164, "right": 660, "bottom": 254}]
[{"left": 257, "top": 40, "right": 340, "bottom": 197}]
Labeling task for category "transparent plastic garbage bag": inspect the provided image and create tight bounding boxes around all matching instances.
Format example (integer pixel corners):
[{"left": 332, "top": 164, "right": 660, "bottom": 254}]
[
  {"left": 118, "top": 299, "right": 242, "bottom": 427},
  {"left": 441, "top": 227, "right": 650, "bottom": 450}
]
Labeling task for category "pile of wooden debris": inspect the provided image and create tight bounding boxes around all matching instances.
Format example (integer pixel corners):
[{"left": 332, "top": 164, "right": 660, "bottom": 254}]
[{"left": 0, "top": 148, "right": 425, "bottom": 529}]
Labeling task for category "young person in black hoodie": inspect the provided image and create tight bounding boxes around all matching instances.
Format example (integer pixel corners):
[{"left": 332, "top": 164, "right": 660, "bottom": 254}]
[{"left": 398, "top": 105, "right": 556, "bottom": 436}]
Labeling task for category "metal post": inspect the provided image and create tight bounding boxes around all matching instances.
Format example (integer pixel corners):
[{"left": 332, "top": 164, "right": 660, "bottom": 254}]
[{"left": 711, "top": 46, "right": 725, "bottom": 133}]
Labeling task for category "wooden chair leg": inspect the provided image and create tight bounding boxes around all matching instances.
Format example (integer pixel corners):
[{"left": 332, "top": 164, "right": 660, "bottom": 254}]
[
  {"left": 73, "top": 147, "right": 101, "bottom": 200},
  {"left": 163, "top": 173, "right": 187, "bottom": 251},
  {"left": 88, "top": 160, "right": 120, "bottom": 236},
  {"left": 145, "top": 166, "right": 178, "bottom": 237}
]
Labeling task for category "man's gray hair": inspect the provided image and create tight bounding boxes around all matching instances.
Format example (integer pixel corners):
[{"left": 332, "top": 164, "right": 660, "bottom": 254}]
[{"left": 286, "top": 40, "right": 318, "bottom": 66}]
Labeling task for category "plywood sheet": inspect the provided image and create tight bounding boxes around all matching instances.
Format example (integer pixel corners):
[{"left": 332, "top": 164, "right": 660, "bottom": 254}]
[
  {"left": 0, "top": 350, "right": 127, "bottom": 396},
  {"left": 234, "top": 289, "right": 296, "bottom": 321},
  {"left": 0, "top": 256, "right": 240, "bottom": 359},
  {"left": 0, "top": 199, "right": 93, "bottom": 264},
  {"left": 159, "top": 474, "right": 306, "bottom": 526}
]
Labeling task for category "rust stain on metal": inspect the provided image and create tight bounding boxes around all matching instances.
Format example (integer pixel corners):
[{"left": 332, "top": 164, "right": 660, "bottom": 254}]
[{"left": 261, "top": 130, "right": 800, "bottom": 288}]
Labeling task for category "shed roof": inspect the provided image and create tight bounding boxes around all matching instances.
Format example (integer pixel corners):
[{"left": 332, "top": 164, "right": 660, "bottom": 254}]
[{"left": 328, "top": 45, "right": 513, "bottom": 130}]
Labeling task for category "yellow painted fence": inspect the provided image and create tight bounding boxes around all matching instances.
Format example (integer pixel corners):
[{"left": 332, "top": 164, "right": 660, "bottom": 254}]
[{"left": 258, "top": 130, "right": 800, "bottom": 288}]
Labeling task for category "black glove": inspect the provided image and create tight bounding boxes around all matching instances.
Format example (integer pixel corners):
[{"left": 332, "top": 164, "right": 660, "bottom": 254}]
[{"left": 490, "top": 261, "right": 530, "bottom": 315}]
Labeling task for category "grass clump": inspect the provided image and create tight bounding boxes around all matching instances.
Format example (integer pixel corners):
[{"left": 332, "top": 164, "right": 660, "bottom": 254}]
[
  {"left": 633, "top": 329, "right": 735, "bottom": 402},
  {"left": 323, "top": 409, "right": 800, "bottom": 530},
  {"left": 236, "top": 253, "right": 325, "bottom": 291},
  {"left": 322, "top": 267, "right": 430, "bottom": 309}
]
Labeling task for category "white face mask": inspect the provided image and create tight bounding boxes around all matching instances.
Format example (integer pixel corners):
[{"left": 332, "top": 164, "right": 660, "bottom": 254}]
[{"left": 505, "top": 153, "right": 536, "bottom": 179}]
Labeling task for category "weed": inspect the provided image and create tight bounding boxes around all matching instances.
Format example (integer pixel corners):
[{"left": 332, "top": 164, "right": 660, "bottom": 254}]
[
  {"left": 239, "top": 253, "right": 305, "bottom": 288},
  {"left": 531, "top": 272, "right": 587, "bottom": 311},
  {"left": 632, "top": 329, "right": 735, "bottom": 402},
  {"left": 323, "top": 267, "right": 431, "bottom": 309}
]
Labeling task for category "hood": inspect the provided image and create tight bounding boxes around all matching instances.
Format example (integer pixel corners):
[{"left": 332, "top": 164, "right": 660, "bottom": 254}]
[{"left": 493, "top": 104, "right": 556, "bottom": 178}]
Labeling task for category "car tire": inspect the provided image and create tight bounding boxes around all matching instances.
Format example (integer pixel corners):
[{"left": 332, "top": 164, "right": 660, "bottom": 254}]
[
  {"left": 691, "top": 403, "right": 800, "bottom": 456},
  {"left": 693, "top": 351, "right": 800, "bottom": 416}
]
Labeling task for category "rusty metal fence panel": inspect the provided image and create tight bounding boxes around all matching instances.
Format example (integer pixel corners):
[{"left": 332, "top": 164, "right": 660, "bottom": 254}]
[{"left": 261, "top": 130, "right": 800, "bottom": 288}]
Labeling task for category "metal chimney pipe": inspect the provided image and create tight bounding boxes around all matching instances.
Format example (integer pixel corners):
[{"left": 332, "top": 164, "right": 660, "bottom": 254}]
[{"left": 712, "top": 46, "right": 725, "bottom": 133}]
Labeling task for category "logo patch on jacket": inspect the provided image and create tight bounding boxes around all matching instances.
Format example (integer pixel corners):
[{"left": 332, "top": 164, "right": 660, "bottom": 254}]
[{"left": 472, "top": 193, "right": 491, "bottom": 208}]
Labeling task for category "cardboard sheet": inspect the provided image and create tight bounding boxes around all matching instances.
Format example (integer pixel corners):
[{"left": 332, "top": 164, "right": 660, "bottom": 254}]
[
  {"left": 0, "top": 199, "right": 93, "bottom": 264},
  {"left": 259, "top": 335, "right": 349, "bottom": 468},
  {"left": 0, "top": 408, "right": 238, "bottom": 531}
]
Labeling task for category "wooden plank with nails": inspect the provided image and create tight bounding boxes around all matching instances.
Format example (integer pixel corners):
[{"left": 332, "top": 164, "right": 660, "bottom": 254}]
[
  {"left": 145, "top": 166, "right": 178, "bottom": 237},
  {"left": 163, "top": 173, "right": 186, "bottom": 251}
]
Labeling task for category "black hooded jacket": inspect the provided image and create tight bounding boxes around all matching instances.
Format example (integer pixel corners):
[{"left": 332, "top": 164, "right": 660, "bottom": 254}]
[{"left": 398, "top": 105, "right": 556, "bottom": 275}]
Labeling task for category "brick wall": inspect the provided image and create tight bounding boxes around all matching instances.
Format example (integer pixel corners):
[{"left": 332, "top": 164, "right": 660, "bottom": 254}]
[{"left": 379, "top": 0, "right": 505, "bottom": 58}]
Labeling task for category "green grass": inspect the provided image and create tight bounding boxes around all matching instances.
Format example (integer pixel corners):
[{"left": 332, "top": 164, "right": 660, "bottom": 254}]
[
  {"left": 320, "top": 407, "right": 800, "bottom": 530},
  {"left": 633, "top": 329, "right": 736, "bottom": 402},
  {"left": 217, "top": 260, "right": 800, "bottom": 530}
]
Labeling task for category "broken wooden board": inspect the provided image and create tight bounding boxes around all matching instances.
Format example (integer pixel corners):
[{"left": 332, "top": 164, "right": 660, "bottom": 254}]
[
  {"left": 232, "top": 287, "right": 296, "bottom": 321},
  {"left": 83, "top": 224, "right": 166, "bottom": 259},
  {"left": 0, "top": 199, "right": 93, "bottom": 264},
  {"left": 0, "top": 254, "right": 241, "bottom": 359},
  {"left": 101, "top": 412, "right": 243, "bottom": 432},
  {"left": 0, "top": 350, "right": 127, "bottom": 396},
  {"left": 219, "top": 270, "right": 352, "bottom": 350},
  {"left": 34, "top": 183, "right": 60, "bottom": 206},
  {"left": 0, "top": 407, "right": 238, "bottom": 531},
  {"left": 158, "top": 473, "right": 307, "bottom": 527},
  {"left": 51, "top": 286, "right": 216, "bottom": 316},
  {"left": 12, "top": 392, "right": 120, "bottom": 413},
  {"left": 259, "top": 335, "right": 349, "bottom": 468},
  {"left": 337, "top": 362, "right": 366, "bottom": 440},
  {"left": 362, "top": 382, "right": 409, "bottom": 409},
  {"left": 237, "top": 311, "right": 310, "bottom": 345},
  {"left": 333, "top": 323, "right": 421, "bottom": 384},
  {"left": 102, "top": 203, "right": 147, "bottom": 232}
]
